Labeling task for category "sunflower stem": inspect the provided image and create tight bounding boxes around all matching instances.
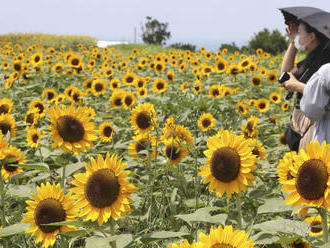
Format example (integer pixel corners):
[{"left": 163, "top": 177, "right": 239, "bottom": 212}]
[
  {"left": 61, "top": 165, "right": 66, "bottom": 189},
  {"left": 236, "top": 194, "right": 242, "bottom": 229},
  {"left": 109, "top": 219, "right": 117, "bottom": 248},
  {"left": 319, "top": 208, "right": 329, "bottom": 243},
  {"left": 60, "top": 235, "right": 69, "bottom": 248},
  {"left": 0, "top": 174, "right": 6, "bottom": 228}
]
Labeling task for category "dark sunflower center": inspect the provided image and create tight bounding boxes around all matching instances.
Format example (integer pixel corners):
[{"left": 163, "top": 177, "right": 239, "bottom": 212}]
[
  {"left": 156, "top": 65, "right": 162, "bottom": 70},
  {"left": 157, "top": 83, "right": 164, "bottom": 90},
  {"left": 217, "top": 63, "right": 224, "bottom": 70},
  {"left": 231, "top": 69, "right": 238, "bottom": 75},
  {"left": 139, "top": 90, "right": 145, "bottom": 95},
  {"left": 296, "top": 159, "right": 328, "bottom": 200},
  {"left": 14, "top": 63, "right": 21, "bottom": 71},
  {"left": 252, "top": 147, "right": 259, "bottom": 157},
  {"left": 252, "top": 78, "right": 260, "bottom": 85},
  {"left": 0, "top": 105, "right": 9, "bottom": 114},
  {"left": 72, "top": 93, "right": 80, "bottom": 102},
  {"left": 269, "top": 75, "right": 275, "bottom": 80},
  {"left": 103, "top": 126, "right": 113, "bottom": 137},
  {"left": 125, "top": 96, "right": 133, "bottom": 106},
  {"left": 114, "top": 98, "right": 122, "bottom": 106},
  {"left": 138, "top": 82, "right": 143, "bottom": 87},
  {"left": 311, "top": 221, "right": 322, "bottom": 233},
  {"left": 56, "top": 115, "right": 85, "bottom": 142},
  {"left": 136, "top": 111, "right": 151, "bottom": 130},
  {"left": 94, "top": 83, "right": 103, "bottom": 92},
  {"left": 71, "top": 59, "right": 79, "bottom": 66},
  {"left": 32, "top": 134, "right": 39, "bottom": 143},
  {"left": 202, "top": 118, "right": 211, "bottom": 128},
  {"left": 212, "top": 89, "right": 219, "bottom": 96},
  {"left": 0, "top": 121, "right": 10, "bottom": 135},
  {"left": 165, "top": 144, "right": 181, "bottom": 160},
  {"left": 126, "top": 76, "right": 133, "bottom": 83},
  {"left": 112, "top": 83, "right": 118, "bottom": 88},
  {"left": 3, "top": 155, "right": 18, "bottom": 172},
  {"left": 34, "top": 56, "right": 40, "bottom": 63},
  {"left": 239, "top": 106, "right": 244, "bottom": 113},
  {"left": 292, "top": 241, "right": 304, "bottom": 248},
  {"left": 168, "top": 75, "right": 173, "bottom": 81},
  {"left": 272, "top": 96, "right": 278, "bottom": 101},
  {"left": 34, "top": 198, "right": 66, "bottom": 233},
  {"left": 136, "top": 139, "right": 148, "bottom": 153},
  {"left": 210, "top": 147, "right": 241, "bottom": 183},
  {"left": 35, "top": 103, "right": 44, "bottom": 114},
  {"left": 205, "top": 68, "right": 211, "bottom": 73},
  {"left": 47, "top": 92, "right": 54, "bottom": 100},
  {"left": 211, "top": 244, "right": 233, "bottom": 248},
  {"left": 85, "top": 169, "right": 120, "bottom": 208},
  {"left": 87, "top": 82, "right": 92, "bottom": 88},
  {"left": 259, "top": 103, "right": 266, "bottom": 109}
]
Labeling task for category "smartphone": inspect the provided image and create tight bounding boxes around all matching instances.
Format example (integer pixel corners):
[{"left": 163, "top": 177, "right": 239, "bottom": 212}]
[{"left": 278, "top": 72, "right": 290, "bottom": 84}]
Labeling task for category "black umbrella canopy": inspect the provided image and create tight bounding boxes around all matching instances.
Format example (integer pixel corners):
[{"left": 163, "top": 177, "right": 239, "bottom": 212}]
[
  {"left": 300, "top": 11, "right": 330, "bottom": 39},
  {"left": 279, "top": 6, "right": 324, "bottom": 25}
]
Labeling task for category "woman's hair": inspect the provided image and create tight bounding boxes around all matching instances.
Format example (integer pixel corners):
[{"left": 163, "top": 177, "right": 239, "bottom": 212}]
[{"left": 300, "top": 21, "right": 329, "bottom": 46}]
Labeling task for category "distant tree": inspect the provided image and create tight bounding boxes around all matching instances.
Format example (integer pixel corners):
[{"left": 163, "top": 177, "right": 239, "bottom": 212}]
[
  {"left": 248, "top": 28, "right": 288, "bottom": 55},
  {"left": 141, "top": 16, "right": 171, "bottom": 46},
  {"left": 219, "top": 42, "right": 241, "bottom": 53},
  {"left": 168, "top": 42, "right": 196, "bottom": 52}
]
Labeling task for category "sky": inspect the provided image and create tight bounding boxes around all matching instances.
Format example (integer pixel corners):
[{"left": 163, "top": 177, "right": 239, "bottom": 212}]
[{"left": 0, "top": 0, "right": 330, "bottom": 51}]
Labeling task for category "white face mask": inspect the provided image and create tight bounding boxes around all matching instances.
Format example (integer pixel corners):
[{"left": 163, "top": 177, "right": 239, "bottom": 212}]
[{"left": 294, "top": 35, "right": 310, "bottom": 51}]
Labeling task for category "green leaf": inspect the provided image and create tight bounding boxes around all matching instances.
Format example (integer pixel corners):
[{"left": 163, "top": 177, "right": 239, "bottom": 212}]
[
  {"left": 251, "top": 232, "right": 280, "bottom": 244},
  {"left": 85, "top": 234, "right": 133, "bottom": 248},
  {"left": 142, "top": 231, "right": 189, "bottom": 239},
  {"left": 252, "top": 219, "right": 310, "bottom": 236},
  {"left": 56, "top": 162, "right": 84, "bottom": 177},
  {"left": 175, "top": 207, "right": 227, "bottom": 226},
  {"left": 0, "top": 223, "right": 30, "bottom": 238},
  {"left": 257, "top": 198, "right": 292, "bottom": 214},
  {"left": 7, "top": 184, "right": 36, "bottom": 198},
  {"left": 18, "top": 163, "right": 50, "bottom": 172}
]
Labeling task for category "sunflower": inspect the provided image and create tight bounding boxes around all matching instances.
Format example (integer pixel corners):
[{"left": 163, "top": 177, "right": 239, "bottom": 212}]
[
  {"left": 110, "top": 78, "right": 121, "bottom": 91},
  {"left": 22, "top": 182, "right": 78, "bottom": 248},
  {"left": 12, "top": 61, "right": 22, "bottom": 72},
  {"left": 123, "top": 91, "right": 136, "bottom": 108},
  {"left": 167, "top": 70, "right": 175, "bottom": 83},
  {"left": 163, "top": 139, "right": 187, "bottom": 165},
  {"left": 168, "top": 239, "right": 192, "bottom": 248},
  {"left": 255, "top": 98, "right": 270, "bottom": 113},
  {"left": 103, "top": 68, "right": 113, "bottom": 78},
  {"left": 214, "top": 58, "right": 227, "bottom": 73},
  {"left": 48, "top": 105, "right": 97, "bottom": 153},
  {"left": 250, "top": 74, "right": 262, "bottom": 87},
  {"left": 198, "top": 113, "right": 216, "bottom": 132},
  {"left": 109, "top": 90, "right": 125, "bottom": 107},
  {"left": 128, "top": 133, "right": 156, "bottom": 159},
  {"left": 238, "top": 58, "right": 251, "bottom": 70},
  {"left": 266, "top": 70, "right": 278, "bottom": 82},
  {"left": 248, "top": 138, "right": 266, "bottom": 160},
  {"left": 0, "top": 114, "right": 16, "bottom": 137},
  {"left": 304, "top": 215, "right": 330, "bottom": 236},
  {"left": 198, "top": 130, "right": 257, "bottom": 198},
  {"left": 98, "top": 122, "right": 114, "bottom": 142},
  {"left": 241, "top": 115, "right": 258, "bottom": 138},
  {"left": 152, "top": 78, "right": 168, "bottom": 93},
  {"left": 208, "top": 85, "right": 223, "bottom": 98},
  {"left": 0, "top": 98, "right": 13, "bottom": 115},
  {"left": 192, "top": 81, "right": 203, "bottom": 95},
  {"left": 91, "top": 78, "right": 107, "bottom": 96},
  {"left": 70, "top": 153, "right": 137, "bottom": 226},
  {"left": 68, "top": 53, "right": 82, "bottom": 68},
  {"left": 55, "top": 94, "right": 66, "bottom": 105},
  {"left": 52, "top": 62, "right": 65, "bottom": 75},
  {"left": 80, "top": 106, "right": 96, "bottom": 121},
  {"left": 1, "top": 146, "right": 24, "bottom": 179},
  {"left": 227, "top": 64, "right": 241, "bottom": 77},
  {"left": 195, "top": 225, "right": 255, "bottom": 248},
  {"left": 29, "top": 99, "right": 46, "bottom": 117},
  {"left": 27, "top": 128, "right": 42, "bottom": 148},
  {"left": 270, "top": 92, "right": 281, "bottom": 104},
  {"left": 282, "top": 102, "right": 290, "bottom": 111},
  {"left": 285, "top": 240, "right": 312, "bottom": 248},
  {"left": 0, "top": 134, "right": 8, "bottom": 160},
  {"left": 180, "top": 81, "right": 189, "bottom": 93},
  {"left": 31, "top": 52, "right": 43, "bottom": 66},
  {"left": 281, "top": 141, "right": 330, "bottom": 209},
  {"left": 64, "top": 86, "right": 79, "bottom": 99},
  {"left": 122, "top": 72, "right": 136, "bottom": 86},
  {"left": 130, "top": 103, "right": 157, "bottom": 134},
  {"left": 137, "top": 88, "right": 148, "bottom": 98},
  {"left": 41, "top": 88, "right": 58, "bottom": 103},
  {"left": 154, "top": 61, "right": 166, "bottom": 73},
  {"left": 161, "top": 118, "right": 194, "bottom": 145},
  {"left": 236, "top": 101, "right": 249, "bottom": 115}
]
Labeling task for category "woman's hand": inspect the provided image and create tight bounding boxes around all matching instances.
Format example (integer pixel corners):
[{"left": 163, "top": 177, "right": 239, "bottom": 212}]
[
  {"left": 281, "top": 72, "right": 305, "bottom": 93},
  {"left": 286, "top": 23, "right": 298, "bottom": 43}
]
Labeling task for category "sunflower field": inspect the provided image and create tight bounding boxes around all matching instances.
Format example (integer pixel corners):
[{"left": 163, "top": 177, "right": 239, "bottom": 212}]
[{"left": 0, "top": 34, "right": 329, "bottom": 248}]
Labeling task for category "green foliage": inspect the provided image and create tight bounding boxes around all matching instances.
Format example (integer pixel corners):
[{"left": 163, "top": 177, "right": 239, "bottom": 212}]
[
  {"left": 167, "top": 43, "right": 196, "bottom": 52},
  {"left": 219, "top": 42, "right": 241, "bottom": 53},
  {"left": 248, "top": 28, "right": 288, "bottom": 55},
  {"left": 141, "top": 16, "right": 171, "bottom": 46}
]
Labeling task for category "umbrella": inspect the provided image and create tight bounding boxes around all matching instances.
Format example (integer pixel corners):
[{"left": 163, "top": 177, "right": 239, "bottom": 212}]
[
  {"left": 279, "top": 6, "right": 330, "bottom": 39},
  {"left": 279, "top": 6, "right": 324, "bottom": 25}
]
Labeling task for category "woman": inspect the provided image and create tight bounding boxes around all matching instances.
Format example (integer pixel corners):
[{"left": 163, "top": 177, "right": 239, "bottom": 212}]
[{"left": 280, "top": 21, "right": 330, "bottom": 150}]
